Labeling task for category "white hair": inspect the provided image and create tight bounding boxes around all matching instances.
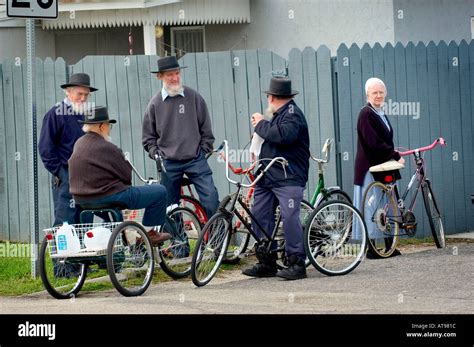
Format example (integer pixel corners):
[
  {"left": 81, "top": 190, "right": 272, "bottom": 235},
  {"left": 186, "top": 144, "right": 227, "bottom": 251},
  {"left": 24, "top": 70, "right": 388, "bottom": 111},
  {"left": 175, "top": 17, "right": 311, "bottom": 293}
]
[
  {"left": 82, "top": 124, "right": 94, "bottom": 132},
  {"left": 365, "top": 77, "right": 386, "bottom": 94}
]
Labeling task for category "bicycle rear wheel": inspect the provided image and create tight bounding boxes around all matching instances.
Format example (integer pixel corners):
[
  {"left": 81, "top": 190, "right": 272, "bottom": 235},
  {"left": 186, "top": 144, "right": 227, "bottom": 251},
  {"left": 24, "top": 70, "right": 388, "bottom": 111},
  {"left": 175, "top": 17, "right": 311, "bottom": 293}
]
[
  {"left": 304, "top": 200, "right": 367, "bottom": 275},
  {"left": 180, "top": 195, "right": 207, "bottom": 226},
  {"left": 191, "top": 212, "right": 231, "bottom": 287},
  {"left": 422, "top": 179, "right": 445, "bottom": 248},
  {"left": 158, "top": 207, "right": 201, "bottom": 278},
  {"left": 39, "top": 236, "right": 88, "bottom": 299},
  {"left": 362, "top": 181, "right": 399, "bottom": 258},
  {"left": 106, "top": 221, "right": 154, "bottom": 297},
  {"left": 321, "top": 188, "right": 352, "bottom": 205}
]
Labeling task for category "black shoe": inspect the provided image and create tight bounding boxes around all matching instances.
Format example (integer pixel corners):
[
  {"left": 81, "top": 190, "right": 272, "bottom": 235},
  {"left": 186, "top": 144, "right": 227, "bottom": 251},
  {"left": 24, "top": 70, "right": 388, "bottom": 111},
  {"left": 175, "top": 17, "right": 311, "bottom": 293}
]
[
  {"left": 365, "top": 249, "right": 378, "bottom": 259},
  {"left": 276, "top": 256, "right": 306, "bottom": 280},
  {"left": 388, "top": 248, "right": 402, "bottom": 257},
  {"left": 242, "top": 262, "right": 277, "bottom": 278}
]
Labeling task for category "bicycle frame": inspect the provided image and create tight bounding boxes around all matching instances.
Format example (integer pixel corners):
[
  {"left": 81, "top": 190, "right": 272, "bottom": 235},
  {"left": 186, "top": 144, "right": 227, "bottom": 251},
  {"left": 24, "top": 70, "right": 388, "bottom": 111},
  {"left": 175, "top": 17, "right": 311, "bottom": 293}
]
[
  {"left": 376, "top": 138, "right": 447, "bottom": 233},
  {"left": 219, "top": 140, "right": 289, "bottom": 252}
]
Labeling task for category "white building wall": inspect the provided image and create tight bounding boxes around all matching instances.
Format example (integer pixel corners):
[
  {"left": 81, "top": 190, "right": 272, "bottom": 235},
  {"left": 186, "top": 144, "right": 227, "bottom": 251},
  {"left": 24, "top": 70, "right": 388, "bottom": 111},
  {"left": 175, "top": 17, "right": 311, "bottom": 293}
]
[{"left": 205, "top": 0, "right": 395, "bottom": 58}]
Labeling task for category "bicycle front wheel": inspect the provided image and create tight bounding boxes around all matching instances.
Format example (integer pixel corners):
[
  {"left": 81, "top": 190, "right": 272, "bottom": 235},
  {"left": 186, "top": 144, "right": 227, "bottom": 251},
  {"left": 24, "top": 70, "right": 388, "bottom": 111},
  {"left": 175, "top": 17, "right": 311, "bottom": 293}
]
[
  {"left": 304, "top": 200, "right": 367, "bottom": 275},
  {"left": 220, "top": 194, "right": 251, "bottom": 265},
  {"left": 191, "top": 212, "right": 231, "bottom": 287},
  {"left": 39, "top": 236, "right": 88, "bottom": 299},
  {"left": 106, "top": 221, "right": 155, "bottom": 297},
  {"left": 362, "top": 181, "right": 400, "bottom": 258},
  {"left": 422, "top": 179, "right": 445, "bottom": 248},
  {"left": 158, "top": 207, "right": 201, "bottom": 278}
]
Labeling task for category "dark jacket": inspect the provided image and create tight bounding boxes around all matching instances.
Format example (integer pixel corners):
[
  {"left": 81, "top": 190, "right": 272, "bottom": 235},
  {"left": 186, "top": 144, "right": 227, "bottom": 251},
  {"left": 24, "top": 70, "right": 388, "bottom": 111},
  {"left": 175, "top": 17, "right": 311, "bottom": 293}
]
[
  {"left": 255, "top": 100, "right": 310, "bottom": 188},
  {"left": 69, "top": 132, "right": 132, "bottom": 201},
  {"left": 38, "top": 101, "right": 85, "bottom": 176},
  {"left": 354, "top": 103, "right": 401, "bottom": 185}
]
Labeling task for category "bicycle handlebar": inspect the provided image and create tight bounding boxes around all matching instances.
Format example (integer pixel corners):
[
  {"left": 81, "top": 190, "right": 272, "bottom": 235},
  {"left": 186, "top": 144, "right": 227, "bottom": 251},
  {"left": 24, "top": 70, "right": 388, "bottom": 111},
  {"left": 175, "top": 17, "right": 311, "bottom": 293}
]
[
  {"left": 222, "top": 140, "right": 287, "bottom": 187},
  {"left": 310, "top": 138, "right": 333, "bottom": 164},
  {"left": 208, "top": 141, "right": 257, "bottom": 175},
  {"left": 398, "top": 137, "right": 447, "bottom": 157},
  {"left": 154, "top": 153, "right": 166, "bottom": 173},
  {"left": 126, "top": 156, "right": 159, "bottom": 185},
  {"left": 205, "top": 142, "right": 225, "bottom": 160}
]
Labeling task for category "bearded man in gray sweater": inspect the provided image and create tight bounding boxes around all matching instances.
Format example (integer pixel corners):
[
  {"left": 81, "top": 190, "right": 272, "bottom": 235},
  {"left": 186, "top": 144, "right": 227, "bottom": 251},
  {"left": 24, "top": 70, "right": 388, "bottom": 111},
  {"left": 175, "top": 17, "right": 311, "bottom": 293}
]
[{"left": 142, "top": 56, "right": 219, "bottom": 219}]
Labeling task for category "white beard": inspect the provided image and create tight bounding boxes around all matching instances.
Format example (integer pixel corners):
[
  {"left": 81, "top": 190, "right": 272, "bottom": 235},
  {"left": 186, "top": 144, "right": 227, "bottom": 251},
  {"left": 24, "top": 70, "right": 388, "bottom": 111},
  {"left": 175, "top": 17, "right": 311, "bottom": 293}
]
[
  {"left": 164, "top": 83, "right": 184, "bottom": 97},
  {"left": 71, "top": 102, "right": 87, "bottom": 114},
  {"left": 264, "top": 104, "right": 276, "bottom": 119}
]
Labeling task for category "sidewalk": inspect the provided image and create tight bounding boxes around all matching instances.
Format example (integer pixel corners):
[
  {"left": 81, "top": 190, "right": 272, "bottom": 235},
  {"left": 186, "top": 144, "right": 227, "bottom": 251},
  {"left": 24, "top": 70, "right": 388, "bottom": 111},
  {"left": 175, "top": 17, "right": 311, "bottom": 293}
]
[{"left": 446, "top": 231, "right": 474, "bottom": 240}]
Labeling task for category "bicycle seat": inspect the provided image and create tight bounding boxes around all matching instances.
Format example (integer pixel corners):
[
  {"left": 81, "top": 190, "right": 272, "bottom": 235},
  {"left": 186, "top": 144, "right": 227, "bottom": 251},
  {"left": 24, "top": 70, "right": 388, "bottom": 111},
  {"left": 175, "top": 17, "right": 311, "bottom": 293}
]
[
  {"left": 369, "top": 160, "right": 404, "bottom": 172},
  {"left": 78, "top": 202, "right": 128, "bottom": 210}
]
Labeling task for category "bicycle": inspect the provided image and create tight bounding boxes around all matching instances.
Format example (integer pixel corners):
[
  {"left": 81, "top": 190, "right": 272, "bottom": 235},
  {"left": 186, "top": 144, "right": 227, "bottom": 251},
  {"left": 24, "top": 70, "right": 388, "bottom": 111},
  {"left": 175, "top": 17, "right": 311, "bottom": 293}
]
[
  {"left": 211, "top": 142, "right": 314, "bottom": 265},
  {"left": 122, "top": 158, "right": 202, "bottom": 279},
  {"left": 218, "top": 138, "right": 353, "bottom": 264},
  {"left": 307, "top": 138, "right": 352, "bottom": 206},
  {"left": 361, "top": 137, "right": 447, "bottom": 258},
  {"left": 190, "top": 140, "right": 368, "bottom": 287}
]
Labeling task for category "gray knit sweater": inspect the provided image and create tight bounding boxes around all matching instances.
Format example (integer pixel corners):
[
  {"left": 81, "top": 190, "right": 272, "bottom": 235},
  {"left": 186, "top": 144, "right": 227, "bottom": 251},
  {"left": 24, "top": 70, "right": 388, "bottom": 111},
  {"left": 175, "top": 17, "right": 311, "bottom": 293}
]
[
  {"left": 68, "top": 132, "right": 132, "bottom": 201},
  {"left": 142, "top": 86, "right": 215, "bottom": 161}
]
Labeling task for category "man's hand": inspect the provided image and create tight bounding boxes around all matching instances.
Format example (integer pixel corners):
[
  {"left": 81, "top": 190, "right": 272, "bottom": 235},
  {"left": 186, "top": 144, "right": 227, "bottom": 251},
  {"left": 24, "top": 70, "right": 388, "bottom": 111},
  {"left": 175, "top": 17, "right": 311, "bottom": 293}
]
[
  {"left": 53, "top": 176, "right": 61, "bottom": 188},
  {"left": 251, "top": 113, "right": 264, "bottom": 128},
  {"left": 398, "top": 157, "right": 405, "bottom": 165}
]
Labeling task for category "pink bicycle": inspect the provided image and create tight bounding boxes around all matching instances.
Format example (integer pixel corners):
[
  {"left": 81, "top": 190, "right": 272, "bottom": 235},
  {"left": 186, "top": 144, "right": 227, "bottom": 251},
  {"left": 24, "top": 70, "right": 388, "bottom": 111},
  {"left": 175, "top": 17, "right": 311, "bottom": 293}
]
[{"left": 362, "top": 138, "right": 447, "bottom": 258}]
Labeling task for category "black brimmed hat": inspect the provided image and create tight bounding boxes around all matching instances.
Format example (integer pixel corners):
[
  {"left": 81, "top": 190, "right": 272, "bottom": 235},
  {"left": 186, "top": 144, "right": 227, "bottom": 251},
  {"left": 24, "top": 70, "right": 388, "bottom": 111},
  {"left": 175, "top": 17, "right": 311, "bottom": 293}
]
[
  {"left": 79, "top": 106, "right": 116, "bottom": 124},
  {"left": 151, "top": 56, "right": 187, "bottom": 74},
  {"left": 61, "top": 73, "right": 98, "bottom": 92},
  {"left": 263, "top": 77, "right": 299, "bottom": 97}
]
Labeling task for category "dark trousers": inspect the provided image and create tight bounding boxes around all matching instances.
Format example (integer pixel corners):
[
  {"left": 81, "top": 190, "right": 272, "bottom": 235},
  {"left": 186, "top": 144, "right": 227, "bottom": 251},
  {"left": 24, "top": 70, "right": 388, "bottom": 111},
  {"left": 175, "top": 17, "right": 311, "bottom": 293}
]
[
  {"left": 52, "top": 166, "right": 81, "bottom": 226},
  {"left": 78, "top": 185, "right": 168, "bottom": 227},
  {"left": 251, "top": 185, "right": 306, "bottom": 261},
  {"left": 161, "top": 150, "right": 219, "bottom": 219}
]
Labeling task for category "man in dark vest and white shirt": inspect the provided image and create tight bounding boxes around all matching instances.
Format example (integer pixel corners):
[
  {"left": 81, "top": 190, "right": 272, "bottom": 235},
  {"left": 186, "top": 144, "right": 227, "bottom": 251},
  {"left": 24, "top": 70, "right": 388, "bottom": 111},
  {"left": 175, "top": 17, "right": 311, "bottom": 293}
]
[{"left": 142, "top": 56, "right": 219, "bottom": 219}]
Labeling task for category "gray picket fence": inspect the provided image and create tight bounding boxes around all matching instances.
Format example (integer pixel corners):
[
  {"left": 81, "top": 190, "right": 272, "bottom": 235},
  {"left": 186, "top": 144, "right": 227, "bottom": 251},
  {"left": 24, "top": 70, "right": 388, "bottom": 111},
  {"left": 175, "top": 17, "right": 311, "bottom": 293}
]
[
  {"left": 336, "top": 40, "right": 474, "bottom": 238},
  {"left": 0, "top": 41, "right": 473, "bottom": 242}
]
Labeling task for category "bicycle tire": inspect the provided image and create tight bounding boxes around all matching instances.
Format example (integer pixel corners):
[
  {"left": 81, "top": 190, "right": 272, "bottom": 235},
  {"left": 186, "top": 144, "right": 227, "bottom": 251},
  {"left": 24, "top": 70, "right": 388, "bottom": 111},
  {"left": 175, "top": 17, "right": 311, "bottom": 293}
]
[
  {"left": 158, "top": 207, "right": 201, "bottom": 278},
  {"left": 39, "top": 236, "right": 88, "bottom": 300},
  {"left": 304, "top": 200, "right": 367, "bottom": 276},
  {"left": 422, "top": 179, "right": 446, "bottom": 248},
  {"left": 220, "top": 194, "right": 251, "bottom": 265},
  {"left": 322, "top": 189, "right": 352, "bottom": 205},
  {"left": 191, "top": 212, "right": 231, "bottom": 287},
  {"left": 180, "top": 195, "right": 207, "bottom": 226},
  {"left": 106, "top": 221, "right": 154, "bottom": 297},
  {"left": 362, "top": 181, "right": 399, "bottom": 258}
]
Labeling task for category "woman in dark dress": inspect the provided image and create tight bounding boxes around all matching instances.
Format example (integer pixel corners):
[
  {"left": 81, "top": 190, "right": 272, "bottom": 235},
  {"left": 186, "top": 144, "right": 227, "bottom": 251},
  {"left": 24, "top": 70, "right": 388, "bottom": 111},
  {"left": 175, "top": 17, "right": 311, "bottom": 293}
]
[{"left": 353, "top": 78, "right": 405, "bottom": 256}]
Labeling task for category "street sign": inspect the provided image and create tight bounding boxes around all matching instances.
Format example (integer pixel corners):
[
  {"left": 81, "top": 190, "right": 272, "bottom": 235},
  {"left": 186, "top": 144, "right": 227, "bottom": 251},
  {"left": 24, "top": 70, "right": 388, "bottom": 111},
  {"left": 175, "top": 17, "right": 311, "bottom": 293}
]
[{"left": 7, "top": 0, "right": 57, "bottom": 19}]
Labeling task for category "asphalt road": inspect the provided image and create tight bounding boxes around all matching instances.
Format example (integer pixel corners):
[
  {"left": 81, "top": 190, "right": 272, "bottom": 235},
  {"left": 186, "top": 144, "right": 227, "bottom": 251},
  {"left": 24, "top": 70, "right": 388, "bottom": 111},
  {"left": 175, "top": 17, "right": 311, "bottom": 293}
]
[{"left": 1, "top": 242, "right": 472, "bottom": 314}]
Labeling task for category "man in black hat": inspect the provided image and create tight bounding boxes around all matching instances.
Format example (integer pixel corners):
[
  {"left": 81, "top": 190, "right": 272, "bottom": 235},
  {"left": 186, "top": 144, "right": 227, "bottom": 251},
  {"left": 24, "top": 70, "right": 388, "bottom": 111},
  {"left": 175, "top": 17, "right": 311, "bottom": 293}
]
[
  {"left": 39, "top": 73, "right": 97, "bottom": 226},
  {"left": 142, "top": 56, "right": 219, "bottom": 220},
  {"left": 68, "top": 106, "right": 171, "bottom": 245},
  {"left": 242, "top": 77, "right": 310, "bottom": 280}
]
